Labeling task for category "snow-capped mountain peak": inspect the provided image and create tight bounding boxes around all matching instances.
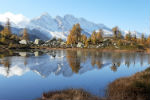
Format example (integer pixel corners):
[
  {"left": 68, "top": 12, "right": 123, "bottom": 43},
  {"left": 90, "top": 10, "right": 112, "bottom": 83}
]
[
  {"left": 29, "top": 13, "right": 59, "bottom": 31},
  {"left": 0, "top": 12, "right": 143, "bottom": 40},
  {"left": 33, "top": 12, "right": 51, "bottom": 20}
]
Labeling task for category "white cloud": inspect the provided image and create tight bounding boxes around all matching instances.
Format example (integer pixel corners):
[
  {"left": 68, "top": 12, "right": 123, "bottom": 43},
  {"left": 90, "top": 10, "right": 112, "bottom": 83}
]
[
  {"left": 0, "top": 65, "right": 29, "bottom": 78},
  {"left": 0, "top": 12, "right": 29, "bottom": 25}
]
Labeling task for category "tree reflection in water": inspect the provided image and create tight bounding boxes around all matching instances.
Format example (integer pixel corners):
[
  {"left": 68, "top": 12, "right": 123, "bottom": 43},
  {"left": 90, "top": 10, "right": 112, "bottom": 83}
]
[
  {"left": 0, "top": 50, "right": 149, "bottom": 77},
  {"left": 66, "top": 50, "right": 81, "bottom": 73}
]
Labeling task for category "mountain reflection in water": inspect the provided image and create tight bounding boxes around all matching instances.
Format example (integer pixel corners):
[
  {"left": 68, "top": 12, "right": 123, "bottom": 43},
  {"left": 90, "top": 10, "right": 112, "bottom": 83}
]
[
  {"left": 0, "top": 50, "right": 149, "bottom": 77},
  {"left": 0, "top": 50, "right": 149, "bottom": 100}
]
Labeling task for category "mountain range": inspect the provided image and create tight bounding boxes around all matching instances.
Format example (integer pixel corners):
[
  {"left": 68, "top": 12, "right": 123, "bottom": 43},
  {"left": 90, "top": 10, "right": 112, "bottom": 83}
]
[{"left": 0, "top": 12, "right": 142, "bottom": 41}]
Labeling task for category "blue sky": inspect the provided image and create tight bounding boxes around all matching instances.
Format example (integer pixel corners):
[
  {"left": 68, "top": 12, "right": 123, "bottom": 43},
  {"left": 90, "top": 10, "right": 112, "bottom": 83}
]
[{"left": 0, "top": 0, "right": 149, "bottom": 35}]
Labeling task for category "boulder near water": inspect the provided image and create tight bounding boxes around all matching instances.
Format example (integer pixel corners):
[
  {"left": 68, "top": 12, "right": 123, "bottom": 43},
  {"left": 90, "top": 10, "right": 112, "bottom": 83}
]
[
  {"left": 34, "top": 39, "right": 44, "bottom": 45},
  {"left": 19, "top": 40, "right": 28, "bottom": 45}
]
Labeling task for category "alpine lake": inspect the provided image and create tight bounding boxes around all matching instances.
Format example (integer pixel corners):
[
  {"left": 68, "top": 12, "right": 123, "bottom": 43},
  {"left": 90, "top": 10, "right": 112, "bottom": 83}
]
[{"left": 0, "top": 49, "right": 149, "bottom": 100}]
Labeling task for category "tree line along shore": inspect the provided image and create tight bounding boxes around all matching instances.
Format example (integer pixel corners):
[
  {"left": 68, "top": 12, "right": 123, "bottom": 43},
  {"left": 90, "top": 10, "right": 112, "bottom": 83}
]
[{"left": 0, "top": 20, "right": 150, "bottom": 51}]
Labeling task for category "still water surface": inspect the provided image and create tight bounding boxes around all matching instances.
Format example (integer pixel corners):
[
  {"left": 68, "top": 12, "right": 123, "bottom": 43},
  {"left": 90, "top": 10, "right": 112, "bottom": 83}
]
[{"left": 0, "top": 50, "right": 149, "bottom": 100}]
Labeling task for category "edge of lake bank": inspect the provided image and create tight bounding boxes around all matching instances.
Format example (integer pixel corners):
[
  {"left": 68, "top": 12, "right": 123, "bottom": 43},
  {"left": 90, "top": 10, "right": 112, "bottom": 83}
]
[
  {"left": 0, "top": 47, "right": 148, "bottom": 53},
  {"left": 31, "top": 47, "right": 148, "bottom": 53}
]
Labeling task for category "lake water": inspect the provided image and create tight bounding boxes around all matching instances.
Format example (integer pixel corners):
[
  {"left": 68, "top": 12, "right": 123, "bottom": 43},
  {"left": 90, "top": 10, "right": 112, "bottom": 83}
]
[{"left": 0, "top": 50, "right": 149, "bottom": 100}]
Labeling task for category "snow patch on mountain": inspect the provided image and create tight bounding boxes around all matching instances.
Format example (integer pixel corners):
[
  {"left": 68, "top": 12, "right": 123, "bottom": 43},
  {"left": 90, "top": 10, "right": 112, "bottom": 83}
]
[
  {"left": 0, "top": 12, "right": 144, "bottom": 40},
  {"left": 29, "top": 13, "right": 59, "bottom": 31},
  {"left": 27, "top": 13, "right": 111, "bottom": 39}
]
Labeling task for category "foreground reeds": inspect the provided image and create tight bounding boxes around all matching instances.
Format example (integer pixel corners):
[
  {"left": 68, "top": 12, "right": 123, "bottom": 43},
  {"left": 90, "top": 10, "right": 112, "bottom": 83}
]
[
  {"left": 38, "top": 89, "right": 102, "bottom": 100},
  {"left": 107, "top": 67, "right": 150, "bottom": 100}
]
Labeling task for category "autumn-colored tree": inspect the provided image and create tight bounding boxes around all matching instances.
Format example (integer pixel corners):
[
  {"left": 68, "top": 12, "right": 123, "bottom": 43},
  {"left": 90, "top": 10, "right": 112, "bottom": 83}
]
[
  {"left": 146, "top": 35, "right": 150, "bottom": 47},
  {"left": 96, "top": 29, "right": 103, "bottom": 42},
  {"left": 22, "top": 28, "right": 29, "bottom": 40},
  {"left": 91, "top": 31, "right": 97, "bottom": 44},
  {"left": 81, "top": 34, "right": 87, "bottom": 44},
  {"left": 85, "top": 38, "right": 91, "bottom": 47},
  {"left": 67, "top": 23, "right": 82, "bottom": 44},
  {"left": 67, "top": 34, "right": 75, "bottom": 44},
  {"left": 1, "top": 19, "right": 11, "bottom": 37}
]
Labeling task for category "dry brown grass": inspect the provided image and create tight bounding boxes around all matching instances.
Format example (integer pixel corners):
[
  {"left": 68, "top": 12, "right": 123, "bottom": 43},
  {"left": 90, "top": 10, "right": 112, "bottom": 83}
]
[
  {"left": 37, "top": 89, "right": 103, "bottom": 100},
  {"left": 37, "top": 68, "right": 150, "bottom": 100},
  {"left": 107, "top": 67, "right": 150, "bottom": 100}
]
